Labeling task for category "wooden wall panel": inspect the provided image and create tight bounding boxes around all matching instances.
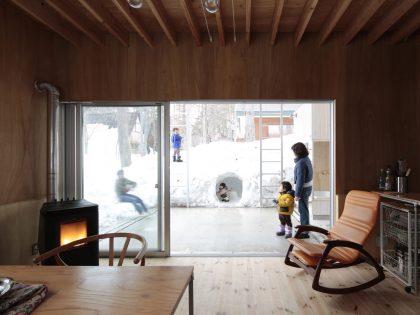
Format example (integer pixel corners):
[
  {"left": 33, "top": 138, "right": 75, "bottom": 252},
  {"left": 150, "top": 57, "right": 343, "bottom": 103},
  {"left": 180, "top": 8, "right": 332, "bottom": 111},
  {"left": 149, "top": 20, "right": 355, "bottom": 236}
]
[
  {"left": 0, "top": 199, "right": 44, "bottom": 264},
  {"left": 53, "top": 33, "right": 419, "bottom": 195},
  {"left": 391, "top": 43, "right": 420, "bottom": 192},
  {"left": 0, "top": 2, "right": 69, "bottom": 264},
  {"left": 0, "top": 2, "right": 69, "bottom": 205}
]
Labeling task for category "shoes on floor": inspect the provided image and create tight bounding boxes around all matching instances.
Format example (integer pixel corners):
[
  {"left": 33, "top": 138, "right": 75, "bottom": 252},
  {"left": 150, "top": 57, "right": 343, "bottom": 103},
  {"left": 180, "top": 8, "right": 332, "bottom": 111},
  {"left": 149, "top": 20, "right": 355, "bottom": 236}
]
[
  {"left": 296, "top": 233, "right": 310, "bottom": 239},
  {"left": 285, "top": 233, "right": 292, "bottom": 239},
  {"left": 276, "top": 231, "right": 286, "bottom": 236}
]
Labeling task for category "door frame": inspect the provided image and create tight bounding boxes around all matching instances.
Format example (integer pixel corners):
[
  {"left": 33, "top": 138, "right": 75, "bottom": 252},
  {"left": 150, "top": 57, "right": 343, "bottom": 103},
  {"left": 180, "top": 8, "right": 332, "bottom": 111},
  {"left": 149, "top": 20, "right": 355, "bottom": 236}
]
[{"left": 63, "top": 101, "right": 171, "bottom": 258}]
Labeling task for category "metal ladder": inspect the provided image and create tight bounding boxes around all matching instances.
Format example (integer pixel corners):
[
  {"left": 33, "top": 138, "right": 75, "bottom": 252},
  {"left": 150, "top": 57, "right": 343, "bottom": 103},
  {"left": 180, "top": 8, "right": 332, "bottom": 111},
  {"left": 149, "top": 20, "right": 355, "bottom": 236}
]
[{"left": 259, "top": 104, "right": 283, "bottom": 207}]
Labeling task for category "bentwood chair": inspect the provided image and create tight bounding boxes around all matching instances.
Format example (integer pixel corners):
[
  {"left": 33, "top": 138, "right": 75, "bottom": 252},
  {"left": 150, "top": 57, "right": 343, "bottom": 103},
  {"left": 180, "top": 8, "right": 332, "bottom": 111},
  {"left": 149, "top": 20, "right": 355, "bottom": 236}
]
[
  {"left": 285, "top": 190, "right": 385, "bottom": 294},
  {"left": 34, "top": 232, "right": 148, "bottom": 266}
]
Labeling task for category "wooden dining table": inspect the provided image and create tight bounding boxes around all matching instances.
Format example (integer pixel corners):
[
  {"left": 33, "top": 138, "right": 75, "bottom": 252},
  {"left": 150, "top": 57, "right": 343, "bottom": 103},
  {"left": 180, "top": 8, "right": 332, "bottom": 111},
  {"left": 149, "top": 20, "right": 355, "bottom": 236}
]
[{"left": 0, "top": 265, "right": 194, "bottom": 315}]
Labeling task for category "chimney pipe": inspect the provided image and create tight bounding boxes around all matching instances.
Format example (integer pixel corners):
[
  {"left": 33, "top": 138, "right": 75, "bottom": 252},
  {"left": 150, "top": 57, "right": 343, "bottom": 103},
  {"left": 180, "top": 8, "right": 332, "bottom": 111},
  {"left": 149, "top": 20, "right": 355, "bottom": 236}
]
[{"left": 35, "top": 81, "right": 60, "bottom": 202}]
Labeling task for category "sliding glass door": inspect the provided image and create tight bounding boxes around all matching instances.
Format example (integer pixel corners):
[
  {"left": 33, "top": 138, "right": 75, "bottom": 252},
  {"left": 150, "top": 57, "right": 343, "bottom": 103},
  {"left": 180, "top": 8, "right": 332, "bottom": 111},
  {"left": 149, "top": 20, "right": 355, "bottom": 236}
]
[{"left": 65, "top": 102, "right": 169, "bottom": 255}]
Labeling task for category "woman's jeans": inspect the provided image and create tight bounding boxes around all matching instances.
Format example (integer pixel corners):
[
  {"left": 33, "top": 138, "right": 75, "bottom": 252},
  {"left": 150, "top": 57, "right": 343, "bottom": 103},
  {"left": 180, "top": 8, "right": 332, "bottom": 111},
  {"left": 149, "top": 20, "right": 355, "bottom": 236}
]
[
  {"left": 119, "top": 193, "right": 148, "bottom": 214},
  {"left": 298, "top": 187, "right": 312, "bottom": 228}
]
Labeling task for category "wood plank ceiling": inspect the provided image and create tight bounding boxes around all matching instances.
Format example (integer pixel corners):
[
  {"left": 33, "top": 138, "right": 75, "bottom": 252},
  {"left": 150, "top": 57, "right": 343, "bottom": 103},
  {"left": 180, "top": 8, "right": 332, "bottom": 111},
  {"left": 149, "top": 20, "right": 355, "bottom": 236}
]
[{"left": 9, "top": 0, "right": 420, "bottom": 48}]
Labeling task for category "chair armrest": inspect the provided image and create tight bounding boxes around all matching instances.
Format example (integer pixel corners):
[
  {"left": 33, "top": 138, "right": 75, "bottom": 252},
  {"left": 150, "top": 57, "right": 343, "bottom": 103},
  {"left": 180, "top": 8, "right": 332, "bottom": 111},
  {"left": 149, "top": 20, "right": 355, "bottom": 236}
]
[
  {"left": 295, "top": 225, "right": 329, "bottom": 235},
  {"left": 322, "top": 239, "right": 363, "bottom": 251}
]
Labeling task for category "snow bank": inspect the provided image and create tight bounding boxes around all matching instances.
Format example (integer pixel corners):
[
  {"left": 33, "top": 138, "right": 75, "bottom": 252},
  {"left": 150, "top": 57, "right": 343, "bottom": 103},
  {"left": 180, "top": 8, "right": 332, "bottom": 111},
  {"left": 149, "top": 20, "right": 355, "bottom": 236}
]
[{"left": 84, "top": 123, "right": 300, "bottom": 230}]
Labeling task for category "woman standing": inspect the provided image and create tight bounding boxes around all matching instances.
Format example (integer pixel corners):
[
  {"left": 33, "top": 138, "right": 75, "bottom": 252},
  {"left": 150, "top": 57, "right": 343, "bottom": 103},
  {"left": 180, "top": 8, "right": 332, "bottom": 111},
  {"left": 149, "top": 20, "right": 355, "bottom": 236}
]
[{"left": 292, "top": 142, "right": 313, "bottom": 239}]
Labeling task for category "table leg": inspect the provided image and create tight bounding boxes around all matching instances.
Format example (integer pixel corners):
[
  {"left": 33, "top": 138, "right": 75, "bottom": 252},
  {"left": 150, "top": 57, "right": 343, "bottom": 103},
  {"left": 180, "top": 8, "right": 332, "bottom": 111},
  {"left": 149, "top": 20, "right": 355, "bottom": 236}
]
[{"left": 189, "top": 274, "right": 194, "bottom": 315}]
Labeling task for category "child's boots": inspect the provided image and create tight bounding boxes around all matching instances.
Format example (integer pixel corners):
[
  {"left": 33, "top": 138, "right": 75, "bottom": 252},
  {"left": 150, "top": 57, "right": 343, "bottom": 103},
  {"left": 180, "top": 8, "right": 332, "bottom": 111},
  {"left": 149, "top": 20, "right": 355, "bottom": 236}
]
[
  {"left": 276, "top": 225, "right": 286, "bottom": 236},
  {"left": 173, "top": 156, "right": 177, "bottom": 162},
  {"left": 285, "top": 226, "right": 292, "bottom": 239},
  {"left": 177, "top": 156, "right": 183, "bottom": 162}
]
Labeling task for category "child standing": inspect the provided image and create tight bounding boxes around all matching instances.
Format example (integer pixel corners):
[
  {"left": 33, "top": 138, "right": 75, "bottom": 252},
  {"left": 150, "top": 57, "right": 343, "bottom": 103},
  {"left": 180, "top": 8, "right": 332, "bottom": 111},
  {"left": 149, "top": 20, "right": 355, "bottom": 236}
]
[
  {"left": 171, "top": 128, "right": 183, "bottom": 162},
  {"left": 274, "top": 181, "right": 295, "bottom": 238}
]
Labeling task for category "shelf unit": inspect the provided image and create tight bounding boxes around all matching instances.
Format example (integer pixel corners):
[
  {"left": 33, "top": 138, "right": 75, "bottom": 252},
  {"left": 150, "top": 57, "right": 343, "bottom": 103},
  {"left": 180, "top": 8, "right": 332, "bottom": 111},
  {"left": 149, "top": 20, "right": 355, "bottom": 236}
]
[{"left": 380, "top": 195, "right": 419, "bottom": 293}]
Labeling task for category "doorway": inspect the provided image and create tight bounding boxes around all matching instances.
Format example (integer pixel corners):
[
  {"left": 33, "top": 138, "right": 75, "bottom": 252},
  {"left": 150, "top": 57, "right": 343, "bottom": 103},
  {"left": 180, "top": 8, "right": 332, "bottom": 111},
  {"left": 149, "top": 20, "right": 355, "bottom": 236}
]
[
  {"left": 170, "top": 101, "right": 335, "bottom": 255},
  {"left": 64, "top": 102, "right": 169, "bottom": 256}
]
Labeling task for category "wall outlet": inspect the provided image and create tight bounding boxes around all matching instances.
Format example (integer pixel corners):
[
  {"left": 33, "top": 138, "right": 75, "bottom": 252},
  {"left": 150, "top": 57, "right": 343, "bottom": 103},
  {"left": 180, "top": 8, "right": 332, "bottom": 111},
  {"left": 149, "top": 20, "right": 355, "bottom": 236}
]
[{"left": 32, "top": 243, "right": 39, "bottom": 256}]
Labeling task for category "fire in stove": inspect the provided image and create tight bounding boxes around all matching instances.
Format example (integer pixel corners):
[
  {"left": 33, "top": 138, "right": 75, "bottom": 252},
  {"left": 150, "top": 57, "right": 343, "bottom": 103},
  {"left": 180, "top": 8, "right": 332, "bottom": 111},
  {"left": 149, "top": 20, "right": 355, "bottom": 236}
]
[{"left": 60, "top": 220, "right": 88, "bottom": 246}]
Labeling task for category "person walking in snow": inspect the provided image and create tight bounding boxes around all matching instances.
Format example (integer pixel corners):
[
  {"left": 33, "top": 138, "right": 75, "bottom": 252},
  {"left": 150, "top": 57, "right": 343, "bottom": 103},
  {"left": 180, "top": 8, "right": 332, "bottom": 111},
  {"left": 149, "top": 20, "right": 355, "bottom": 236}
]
[
  {"left": 115, "top": 169, "right": 148, "bottom": 215},
  {"left": 217, "top": 183, "right": 230, "bottom": 202},
  {"left": 273, "top": 181, "right": 295, "bottom": 238},
  {"left": 171, "top": 128, "right": 183, "bottom": 162}
]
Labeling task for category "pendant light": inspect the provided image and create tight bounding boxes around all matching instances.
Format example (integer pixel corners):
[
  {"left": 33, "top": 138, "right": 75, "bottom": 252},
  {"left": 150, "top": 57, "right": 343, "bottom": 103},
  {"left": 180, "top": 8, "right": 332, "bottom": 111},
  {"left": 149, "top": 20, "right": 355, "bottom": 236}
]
[
  {"left": 127, "top": 0, "right": 143, "bottom": 9},
  {"left": 204, "top": 0, "right": 220, "bottom": 14}
]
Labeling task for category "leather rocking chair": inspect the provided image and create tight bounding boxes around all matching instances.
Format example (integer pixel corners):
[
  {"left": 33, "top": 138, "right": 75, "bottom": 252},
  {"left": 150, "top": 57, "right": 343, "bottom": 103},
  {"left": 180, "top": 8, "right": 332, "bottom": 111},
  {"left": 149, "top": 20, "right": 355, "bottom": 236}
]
[{"left": 285, "top": 190, "right": 385, "bottom": 294}]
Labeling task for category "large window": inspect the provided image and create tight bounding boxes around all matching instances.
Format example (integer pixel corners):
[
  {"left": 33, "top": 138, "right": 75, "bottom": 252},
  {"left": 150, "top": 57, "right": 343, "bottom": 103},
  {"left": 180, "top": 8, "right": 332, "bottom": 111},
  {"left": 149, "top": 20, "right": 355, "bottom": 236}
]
[{"left": 170, "top": 102, "right": 334, "bottom": 226}]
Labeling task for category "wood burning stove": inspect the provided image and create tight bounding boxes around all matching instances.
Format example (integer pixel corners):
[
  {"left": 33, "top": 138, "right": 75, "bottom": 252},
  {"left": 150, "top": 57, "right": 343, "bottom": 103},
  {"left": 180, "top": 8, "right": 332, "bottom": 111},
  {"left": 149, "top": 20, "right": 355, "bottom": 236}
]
[
  {"left": 38, "top": 199, "right": 99, "bottom": 265},
  {"left": 35, "top": 82, "right": 99, "bottom": 266}
]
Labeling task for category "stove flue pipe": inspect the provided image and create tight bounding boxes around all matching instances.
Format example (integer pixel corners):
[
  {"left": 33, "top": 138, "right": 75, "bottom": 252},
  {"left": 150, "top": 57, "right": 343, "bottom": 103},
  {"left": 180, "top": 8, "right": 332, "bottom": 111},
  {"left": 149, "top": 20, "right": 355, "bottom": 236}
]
[{"left": 35, "top": 81, "right": 60, "bottom": 202}]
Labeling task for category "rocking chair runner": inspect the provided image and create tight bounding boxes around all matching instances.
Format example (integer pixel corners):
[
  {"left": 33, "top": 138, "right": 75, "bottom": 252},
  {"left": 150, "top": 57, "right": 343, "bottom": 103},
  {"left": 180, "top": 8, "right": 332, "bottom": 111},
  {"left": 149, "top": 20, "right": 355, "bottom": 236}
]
[{"left": 285, "top": 190, "right": 385, "bottom": 294}]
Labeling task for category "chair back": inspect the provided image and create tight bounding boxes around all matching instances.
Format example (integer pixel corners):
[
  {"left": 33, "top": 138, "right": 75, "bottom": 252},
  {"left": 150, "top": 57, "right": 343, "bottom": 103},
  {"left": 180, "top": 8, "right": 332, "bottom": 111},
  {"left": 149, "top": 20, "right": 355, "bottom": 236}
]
[
  {"left": 330, "top": 191, "right": 380, "bottom": 245},
  {"left": 34, "top": 232, "right": 147, "bottom": 266}
]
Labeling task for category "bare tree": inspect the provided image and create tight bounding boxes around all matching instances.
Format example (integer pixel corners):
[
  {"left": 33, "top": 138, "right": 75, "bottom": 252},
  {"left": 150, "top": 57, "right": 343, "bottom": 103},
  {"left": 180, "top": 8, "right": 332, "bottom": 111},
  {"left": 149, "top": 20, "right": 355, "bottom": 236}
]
[
  {"left": 117, "top": 108, "right": 132, "bottom": 167},
  {"left": 244, "top": 104, "right": 256, "bottom": 141}
]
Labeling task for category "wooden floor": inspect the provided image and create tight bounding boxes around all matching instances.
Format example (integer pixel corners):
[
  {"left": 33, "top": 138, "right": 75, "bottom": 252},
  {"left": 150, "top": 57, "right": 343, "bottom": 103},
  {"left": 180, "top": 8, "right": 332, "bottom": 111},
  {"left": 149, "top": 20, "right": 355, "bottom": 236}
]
[{"left": 143, "top": 257, "right": 420, "bottom": 315}]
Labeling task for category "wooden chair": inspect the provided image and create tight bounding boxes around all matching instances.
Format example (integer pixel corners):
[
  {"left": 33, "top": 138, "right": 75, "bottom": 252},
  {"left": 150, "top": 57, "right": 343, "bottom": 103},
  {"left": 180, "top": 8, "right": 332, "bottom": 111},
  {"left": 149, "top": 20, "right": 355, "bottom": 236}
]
[
  {"left": 285, "top": 190, "right": 385, "bottom": 294},
  {"left": 34, "top": 232, "right": 148, "bottom": 266}
]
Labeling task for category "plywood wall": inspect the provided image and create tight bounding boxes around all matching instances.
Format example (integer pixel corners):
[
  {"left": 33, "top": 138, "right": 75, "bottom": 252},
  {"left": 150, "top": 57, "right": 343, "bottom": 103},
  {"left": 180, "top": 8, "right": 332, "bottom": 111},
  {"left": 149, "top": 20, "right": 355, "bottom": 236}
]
[
  {"left": 53, "top": 32, "right": 419, "bottom": 194},
  {"left": 0, "top": 2, "right": 68, "bottom": 264}
]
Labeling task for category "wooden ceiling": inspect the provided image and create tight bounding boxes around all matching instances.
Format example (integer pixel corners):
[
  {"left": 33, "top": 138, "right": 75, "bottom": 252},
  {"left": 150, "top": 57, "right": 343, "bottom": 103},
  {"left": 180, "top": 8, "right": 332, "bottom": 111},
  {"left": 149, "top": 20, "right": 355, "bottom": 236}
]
[{"left": 9, "top": 0, "right": 420, "bottom": 48}]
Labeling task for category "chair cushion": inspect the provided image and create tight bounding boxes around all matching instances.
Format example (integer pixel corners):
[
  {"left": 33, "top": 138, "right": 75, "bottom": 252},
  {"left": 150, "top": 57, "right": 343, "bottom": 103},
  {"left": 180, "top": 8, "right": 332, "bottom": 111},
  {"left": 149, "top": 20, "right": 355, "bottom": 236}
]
[
  {"left": 288, "top": 238, "right": 325, "bottom": 257},
  {"left": 330, "top": 191, "right": 380, "bottom": 245},
  {"left": 288, "top": 237, "right": 360, "bottom": 266},
  {"left": 292, "top": 249, "right": 320, "bottom": 266}
]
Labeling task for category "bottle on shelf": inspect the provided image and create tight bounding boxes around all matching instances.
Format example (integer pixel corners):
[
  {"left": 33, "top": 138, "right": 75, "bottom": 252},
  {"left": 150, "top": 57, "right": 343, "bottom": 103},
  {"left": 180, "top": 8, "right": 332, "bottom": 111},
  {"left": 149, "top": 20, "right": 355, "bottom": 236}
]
[
  {"left": 385, "top": 167, "right": 393, "bottom": 191},
  {"left": 379, "top": 168, "right": 385, "bottom": 190}
]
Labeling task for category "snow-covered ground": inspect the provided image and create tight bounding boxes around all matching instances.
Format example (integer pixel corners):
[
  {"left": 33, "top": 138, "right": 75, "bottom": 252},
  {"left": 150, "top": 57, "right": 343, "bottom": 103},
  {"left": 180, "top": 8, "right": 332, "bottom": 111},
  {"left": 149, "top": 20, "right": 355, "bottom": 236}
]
[
  {"left": 170, "top": 136, "right": 299, "bottom": 207},
  {"left": 84, "top": 124, "right": 300, "bottom": 231}
]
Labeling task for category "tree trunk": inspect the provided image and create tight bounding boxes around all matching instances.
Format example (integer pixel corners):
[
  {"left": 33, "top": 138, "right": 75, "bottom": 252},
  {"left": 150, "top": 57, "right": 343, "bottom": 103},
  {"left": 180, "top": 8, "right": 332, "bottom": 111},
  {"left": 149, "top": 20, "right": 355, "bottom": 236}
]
[
  {"left": 117, "top": 108, "right": 132, "bottom": 167},
  {"left": 244, "top": 104, "right": 256, "bottom": 141}
]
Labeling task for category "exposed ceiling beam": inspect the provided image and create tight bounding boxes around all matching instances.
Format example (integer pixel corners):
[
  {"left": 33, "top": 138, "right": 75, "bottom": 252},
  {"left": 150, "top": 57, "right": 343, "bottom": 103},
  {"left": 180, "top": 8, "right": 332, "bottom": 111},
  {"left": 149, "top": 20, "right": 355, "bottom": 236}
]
[
  {"left": 319, "top": 0, "right": 352, "bottom": 45},
  {"left": 111, "top": 0, "right": 153, "bottom": 48},
  {"left": 180, "top": 0, "right": 201, "bottom": 46},
  {"left": 9, "top": 0, "right": 81, "bottom": 47},
  {"left": 78, "top": 0, "right": 129, "bottom": 46},
  {"left": 146, "top": 0, "right": 176, "bottom": 46},
  {"left": 246, "top": 0, "right": 252, "bottom": 45},
  {"left": 294, "top": 0, "right": 319, "bottom": 46},
  {"left": 367, "top": 0, "right": 418, "bottom": 44},
  {"left": 270, "top": 0, "right": 285, "bottom": 45},
  {"left": 342, "top": 0, "right": 385, "bottom": 44},
  {"left": 215, "top": 8, "right": 225, "bottom": 46},
  {"left": 389, "top": 4, "right": 420, "bottom": 44},
  {"left": 44, "top": 0, "right": 103, "bottom": 47}
]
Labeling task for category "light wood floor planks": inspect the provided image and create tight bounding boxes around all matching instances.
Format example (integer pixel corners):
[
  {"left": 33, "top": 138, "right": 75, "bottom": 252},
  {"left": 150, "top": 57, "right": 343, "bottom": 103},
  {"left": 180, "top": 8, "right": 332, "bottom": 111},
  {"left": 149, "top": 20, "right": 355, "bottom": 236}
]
[{"left": 143, "top": 257, "right": 420, "bottom": 315}]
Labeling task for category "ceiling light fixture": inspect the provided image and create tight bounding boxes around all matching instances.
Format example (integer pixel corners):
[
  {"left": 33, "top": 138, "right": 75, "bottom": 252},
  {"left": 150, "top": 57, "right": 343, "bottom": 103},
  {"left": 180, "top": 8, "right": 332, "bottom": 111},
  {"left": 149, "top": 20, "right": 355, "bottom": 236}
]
[
  {"left": 204, "top": 0, "right": 220, "bottom": 14},
  {"left": 127, "top": 0, "right": 143, "bottom": 9},
  {"left": 200, "top": 0, "right": 213, "bottom": 42},
  {"left": 231, "top": 0, "right": 236, "bottom": 42}
]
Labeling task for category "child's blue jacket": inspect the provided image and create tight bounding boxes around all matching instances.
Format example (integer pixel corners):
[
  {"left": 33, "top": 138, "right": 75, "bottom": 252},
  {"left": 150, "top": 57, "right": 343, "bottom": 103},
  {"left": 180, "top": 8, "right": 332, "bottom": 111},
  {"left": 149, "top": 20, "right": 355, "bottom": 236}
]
[{"left": 171, "top": 133, "right": 182, "bottom": 148}]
